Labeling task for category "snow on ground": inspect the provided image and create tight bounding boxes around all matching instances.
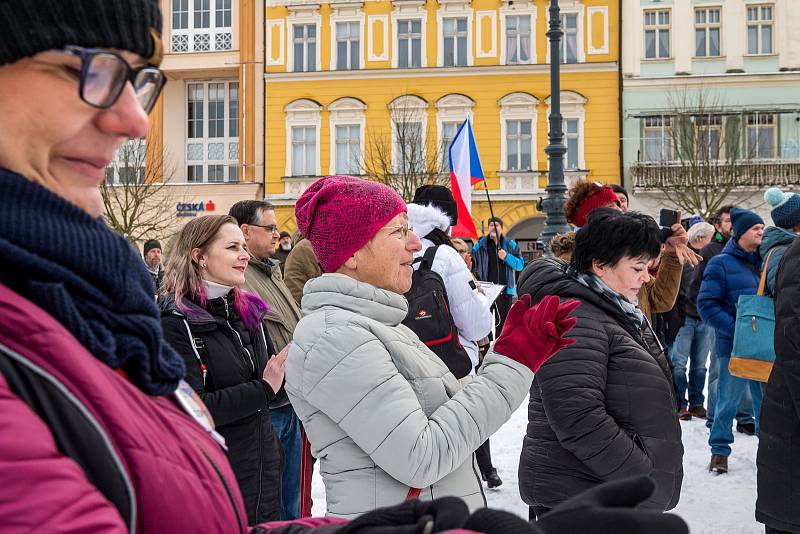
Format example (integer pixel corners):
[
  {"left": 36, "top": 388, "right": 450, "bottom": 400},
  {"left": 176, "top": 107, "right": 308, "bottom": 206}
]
[{"left": 311, "top": 398, "right": 761, "bottom": 533}]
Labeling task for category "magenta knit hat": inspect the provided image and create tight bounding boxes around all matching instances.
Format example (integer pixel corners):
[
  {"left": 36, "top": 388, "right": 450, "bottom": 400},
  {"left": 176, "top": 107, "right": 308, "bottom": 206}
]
[{"left": 295, "top": 175, "right": 407, "bottom": 273}]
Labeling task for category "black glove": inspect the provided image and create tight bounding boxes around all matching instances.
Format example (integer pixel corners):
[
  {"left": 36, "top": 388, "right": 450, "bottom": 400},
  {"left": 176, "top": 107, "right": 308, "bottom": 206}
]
[
  {"left": 464, "top": 507, "right": 545, "bottom": 534},
  {"left": 535, "top": 476, "right": 689, "bottom": 534},
  {"left": 337, "top": 497, "right": 469, "bottom": 534}
]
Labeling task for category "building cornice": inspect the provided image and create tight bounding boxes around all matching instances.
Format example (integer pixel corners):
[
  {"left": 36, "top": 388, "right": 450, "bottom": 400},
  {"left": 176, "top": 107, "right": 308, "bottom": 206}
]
[
  {"left": 265, "top": 61, "right": 618, "bottom": 82},
  {"left": 624, "top": 71, "right": 800, "bottom": 89}
]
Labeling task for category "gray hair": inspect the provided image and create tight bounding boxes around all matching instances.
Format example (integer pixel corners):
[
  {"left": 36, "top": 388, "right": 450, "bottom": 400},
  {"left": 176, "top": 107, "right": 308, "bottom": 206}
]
[{"left": 687, "top": 222, "right": 715, "bottom": 245}]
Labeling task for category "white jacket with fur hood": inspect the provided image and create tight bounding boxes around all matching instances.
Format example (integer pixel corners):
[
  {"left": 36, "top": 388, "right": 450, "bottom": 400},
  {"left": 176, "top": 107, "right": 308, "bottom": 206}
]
[
  {"left": 406, "top": 202, "right": 493, "bottom": 345},
  {"left": 285, "top": 273, "right": 533, "bottom": 518}
]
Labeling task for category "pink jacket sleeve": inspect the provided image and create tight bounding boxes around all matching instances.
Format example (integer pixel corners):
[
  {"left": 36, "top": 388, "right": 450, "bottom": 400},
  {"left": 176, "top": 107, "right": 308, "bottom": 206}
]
[{"left": 0, "top": 373, "right": 127, "bottom": 533}]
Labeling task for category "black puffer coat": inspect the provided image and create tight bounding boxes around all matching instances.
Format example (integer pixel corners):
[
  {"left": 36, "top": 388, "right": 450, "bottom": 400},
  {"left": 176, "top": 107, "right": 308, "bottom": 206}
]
[
  {"left": 160, "top": 292, "right": 282, "bottom": 525},
  {"left": 517, "top": 258, "right": 683, "bottom": 512},
  {"left": 757, "top": 238, "right": 800, "bottom": 532}
]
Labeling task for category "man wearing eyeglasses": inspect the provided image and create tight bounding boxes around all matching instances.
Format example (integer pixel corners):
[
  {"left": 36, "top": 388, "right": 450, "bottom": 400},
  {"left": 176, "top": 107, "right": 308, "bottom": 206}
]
[{"left": 230, "top": 200, "right": 304, "bottom": 520}]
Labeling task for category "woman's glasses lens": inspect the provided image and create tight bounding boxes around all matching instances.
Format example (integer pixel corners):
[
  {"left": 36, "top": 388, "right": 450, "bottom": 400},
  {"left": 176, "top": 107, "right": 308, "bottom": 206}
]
[{"left": 83, "top": 53, "right": 127, "bottom": 108}]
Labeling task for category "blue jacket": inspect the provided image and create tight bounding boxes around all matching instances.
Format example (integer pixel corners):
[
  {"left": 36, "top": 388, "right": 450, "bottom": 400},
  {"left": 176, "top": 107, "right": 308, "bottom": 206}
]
[
  {"left": 697, "top": 239, "right": 762, "bottom": 358},
  {"left": 473, "top": 236, "right": 524, "bottom": 296},
  {"left": 759, "top": 226, "right": 797, "bottom": 297}
]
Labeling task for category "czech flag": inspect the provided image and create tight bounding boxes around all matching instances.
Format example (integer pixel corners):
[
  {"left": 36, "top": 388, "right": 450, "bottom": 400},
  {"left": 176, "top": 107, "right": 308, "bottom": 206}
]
[{"left": 448, "top": 117, "right": 484, "bottom": 239}]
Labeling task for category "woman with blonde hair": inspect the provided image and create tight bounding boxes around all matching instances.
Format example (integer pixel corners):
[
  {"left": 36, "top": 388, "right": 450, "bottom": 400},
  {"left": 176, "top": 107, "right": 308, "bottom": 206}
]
[{"left": 160, "top": 214, "right": 288, "bottom": 524}]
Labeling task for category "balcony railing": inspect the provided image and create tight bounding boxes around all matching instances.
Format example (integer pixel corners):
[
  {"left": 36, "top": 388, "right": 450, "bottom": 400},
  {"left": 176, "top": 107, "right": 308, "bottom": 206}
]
[
  {"left": 171, "top": 29, "right": 233, "bottom": 53},
  {"left": 631, "top": 160, "right": 800, "bottom": 190}
]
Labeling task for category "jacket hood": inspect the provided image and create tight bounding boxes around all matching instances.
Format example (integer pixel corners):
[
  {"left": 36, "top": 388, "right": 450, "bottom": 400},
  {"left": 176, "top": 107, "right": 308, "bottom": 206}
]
[
  {"left": 760, "top": 226, "right": 797, "bottom": 257},
  {"left": 301, "top": 273, "right": 408, "bottom": 326},
  {"left": 407, "top": 202, "right": 451, "bottom": 239}
]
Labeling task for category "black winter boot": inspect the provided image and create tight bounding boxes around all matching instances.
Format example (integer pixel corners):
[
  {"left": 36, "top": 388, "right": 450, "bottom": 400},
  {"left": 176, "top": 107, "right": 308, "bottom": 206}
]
[{"left": 482, "top": 468, "right": 503, "bottom": 488}]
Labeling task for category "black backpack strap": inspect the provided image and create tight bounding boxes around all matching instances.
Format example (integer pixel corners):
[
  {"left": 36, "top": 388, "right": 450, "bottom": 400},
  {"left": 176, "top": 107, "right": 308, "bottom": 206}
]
[{"left": 419, "top": 245, "right": 440, "bottom": 271}]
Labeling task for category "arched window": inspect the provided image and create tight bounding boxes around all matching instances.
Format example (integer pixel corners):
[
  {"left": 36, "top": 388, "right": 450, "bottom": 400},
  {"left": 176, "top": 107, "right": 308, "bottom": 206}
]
[
  {"left": 436, "top": 94, "right": 475, "bottom": 171},
  {"left": 388, "top": 95, "right": 429, "bottom": 173},
  {"left": 499, "top": 92, "right": 539, "bottom": 172},
  {"left": 545, "top": 91, "right": 587, "bottom": 171}
]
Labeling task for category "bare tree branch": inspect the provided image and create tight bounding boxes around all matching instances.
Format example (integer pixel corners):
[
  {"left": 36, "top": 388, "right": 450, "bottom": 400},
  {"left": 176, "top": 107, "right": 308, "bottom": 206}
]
[
  {"left": 360, "top": 98, "right": 449, "bottom": 202},
  {"left": 101, "top": 131, "right": 182, "bottom": 244}
]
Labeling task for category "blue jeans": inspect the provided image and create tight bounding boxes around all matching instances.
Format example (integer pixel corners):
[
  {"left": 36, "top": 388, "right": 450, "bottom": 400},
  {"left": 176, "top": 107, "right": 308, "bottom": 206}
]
[
  {"left": 670, "top": 317, "right": 713, "bottom": 409},
  {"left": 706, "top": 342, "right": 754, "bottom": 428},
  {"left": 270, "top": 404, "right": 302, "bottom": 520},
  {"left": 709, "top": 356, "right": 763, "bottom": 457}
]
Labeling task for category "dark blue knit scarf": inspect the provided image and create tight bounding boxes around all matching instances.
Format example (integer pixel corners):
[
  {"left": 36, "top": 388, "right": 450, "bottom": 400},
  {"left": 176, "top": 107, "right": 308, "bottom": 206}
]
[{"left": 0, "top": 168, "right": 185, "bottom": 396}]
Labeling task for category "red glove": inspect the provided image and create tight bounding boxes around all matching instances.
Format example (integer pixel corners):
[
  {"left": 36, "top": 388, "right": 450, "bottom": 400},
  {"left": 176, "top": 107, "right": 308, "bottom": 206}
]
[{"left": 493, "top": 294, "right": 580, "bottom": 373}]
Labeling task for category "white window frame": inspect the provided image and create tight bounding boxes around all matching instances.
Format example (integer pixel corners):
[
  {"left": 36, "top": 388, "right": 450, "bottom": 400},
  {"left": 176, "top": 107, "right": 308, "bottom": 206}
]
[
  {"left": 500, "top": 2, "right": 536, "bottom": 65},
  {"left": 501, "top": 13, "right": 535, "bottom": 65},
  {"left": 499, "top": 92, "right": 539, "bottom": 172},
  {"left": 330, "top": 4, "right": 364, "bottom": 71},
  {"left": 185, "top": 80, "right": 240, "bottom": 184},
  {"left": 287, "top": 6, "right": 321, "bottom": 73},
  {"left": 746, "top": 113, "right": 777, "bottom": 160},
  {"left": 395, "top": 17, "right": 425, "bottom": 68},
  {"left": 545, "top": 91, "right": 586, "bottom": 170},
  {"left": 695, "top": 114, "right": 724, "bottom": 161},
  {"left": 105, "top": 139, "right": 147, "bottom": 185},
  {"left": 643, "top": 8, "right": 671, "bottom": 60},
  {"left": 388, "top": 95, "right": 428, "bottom": 173},
  {"left": 441, "top": 16, "right": 471, "bottom": 67},
  {"left": 746, "top": 3, "right": 775, "bottom": 56},
  {"left": 436, "top": 94, "right": 475, "bottom": 170},
  {"left": 437, "top": 0, "right": 473, "bottom": 68},
  {"left": 284, "top": 99, "right": 322, "bottom": 177},
  {"left": 695, "top": 6, "right": 722, "bottom": 58},
  {"left": 545, "top": 2, "right": 585, "bottom": 65},
  {"left": 392, "top": 0, "right": 428, "bottom": 68},
  {"left": 170, "top": 0, "right": 234, "bottom": 53},
  {"left": 328, "top": 97, "right": 367, "bottom": 175},
  {"left": 643, "top": 116, "right": 673, "bottom": 162}
]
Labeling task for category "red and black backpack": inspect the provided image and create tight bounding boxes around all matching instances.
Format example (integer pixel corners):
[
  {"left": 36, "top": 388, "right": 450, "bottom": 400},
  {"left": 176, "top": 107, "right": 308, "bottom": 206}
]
[{"left": 402, "top": 246, "right": 473, "bottom": 379}]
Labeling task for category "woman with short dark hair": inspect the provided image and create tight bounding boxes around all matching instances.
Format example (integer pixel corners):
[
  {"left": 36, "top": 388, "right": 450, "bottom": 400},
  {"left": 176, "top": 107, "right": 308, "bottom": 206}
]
[{"left": 518, "top": 208, "right": 684, "bottom": 519}]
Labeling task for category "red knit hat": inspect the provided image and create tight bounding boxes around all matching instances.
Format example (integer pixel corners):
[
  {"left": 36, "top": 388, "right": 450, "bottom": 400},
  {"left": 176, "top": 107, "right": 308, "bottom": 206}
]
[
  {"left": 570, "top": 185, "right": 622, "bottom": 228},
  {"left": 295, "top": 175, "right": 407, "bottom": 273}
]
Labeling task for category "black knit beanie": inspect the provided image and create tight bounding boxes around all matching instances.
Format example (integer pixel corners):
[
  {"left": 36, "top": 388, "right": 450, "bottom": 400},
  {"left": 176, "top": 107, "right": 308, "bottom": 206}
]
[
  {"left": 0, "top": 0, "right": 163, "bottom": 67},
  {"left": 412, "top": 184, "right": 459, "bottom": 226}
]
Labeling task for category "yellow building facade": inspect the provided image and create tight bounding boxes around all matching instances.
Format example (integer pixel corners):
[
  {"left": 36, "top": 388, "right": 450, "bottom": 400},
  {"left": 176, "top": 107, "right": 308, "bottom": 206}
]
[{"left": 264, "top": 0, "right": 620, "bottom": 252}]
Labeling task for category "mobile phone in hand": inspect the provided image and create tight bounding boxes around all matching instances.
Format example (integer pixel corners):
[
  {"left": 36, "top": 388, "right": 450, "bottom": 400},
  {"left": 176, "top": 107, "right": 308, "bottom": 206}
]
[{"left": 659, "top": 208, "right": 680, "bottom": 228}]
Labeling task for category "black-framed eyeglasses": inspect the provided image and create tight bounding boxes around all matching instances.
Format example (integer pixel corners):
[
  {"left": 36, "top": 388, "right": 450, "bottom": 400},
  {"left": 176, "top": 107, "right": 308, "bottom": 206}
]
[
  {"left": 63, "top": 46, "right": 166, "bottom": 113},
  {"left": 250, "top": 223, "right": 279, "bottom": 234}
]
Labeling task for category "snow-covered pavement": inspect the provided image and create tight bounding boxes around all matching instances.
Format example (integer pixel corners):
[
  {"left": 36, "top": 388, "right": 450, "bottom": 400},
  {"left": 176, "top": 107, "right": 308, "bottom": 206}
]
[{"left": 311, "top": 398, "right": 761, "bottom": 533}]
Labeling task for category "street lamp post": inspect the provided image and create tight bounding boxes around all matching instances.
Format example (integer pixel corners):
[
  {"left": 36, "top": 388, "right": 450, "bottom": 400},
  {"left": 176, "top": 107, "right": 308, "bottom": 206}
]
[{"left": 539, "top": 0, "right": 571, "bottom": 250}]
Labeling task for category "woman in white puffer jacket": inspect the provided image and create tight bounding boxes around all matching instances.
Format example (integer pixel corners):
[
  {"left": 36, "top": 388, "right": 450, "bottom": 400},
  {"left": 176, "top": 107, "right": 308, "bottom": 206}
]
[
  {"left": 406, "top": 188, "right": 492, "bottom": 374},
  {"left": 285, "top": 175, "right": 578, "bottom": 519}
]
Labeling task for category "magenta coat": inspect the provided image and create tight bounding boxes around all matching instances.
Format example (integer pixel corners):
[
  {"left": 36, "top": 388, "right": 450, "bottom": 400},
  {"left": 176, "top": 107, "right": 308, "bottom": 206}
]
[{"left": 0, "top": 281, "right": 253, "bottom": 532}]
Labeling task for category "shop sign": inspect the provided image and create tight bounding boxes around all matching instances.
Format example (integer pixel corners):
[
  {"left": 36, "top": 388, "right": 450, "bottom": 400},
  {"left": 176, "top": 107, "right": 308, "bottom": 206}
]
[{"left": 177, "top": 200, "right": 216, "bottom": 217}]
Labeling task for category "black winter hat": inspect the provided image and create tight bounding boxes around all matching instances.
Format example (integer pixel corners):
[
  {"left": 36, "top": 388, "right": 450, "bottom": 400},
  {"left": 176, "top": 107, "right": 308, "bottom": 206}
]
[
  {"left": 279, "top": 231, "right": 291, "bottom": 239},
  {"left": 412, "top": 184, "right": 458, "bottom": 226},
  {"left": 0, "top": 0, "right": 163, "bottom": 67},
  {"left": 143, "top": 239, "right": 161, "bottom": 257}
]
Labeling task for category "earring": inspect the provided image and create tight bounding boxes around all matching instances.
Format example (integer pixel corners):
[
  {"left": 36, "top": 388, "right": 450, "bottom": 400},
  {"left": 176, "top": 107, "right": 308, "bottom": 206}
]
[{"left": 200, "top": 262, "right": 207, "bottom": 269}]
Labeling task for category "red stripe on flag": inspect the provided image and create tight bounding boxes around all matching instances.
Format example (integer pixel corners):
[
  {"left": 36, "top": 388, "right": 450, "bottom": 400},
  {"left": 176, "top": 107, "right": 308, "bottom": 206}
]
[{"left": 450, "top": 171, "right": 478, "bottom": 239}]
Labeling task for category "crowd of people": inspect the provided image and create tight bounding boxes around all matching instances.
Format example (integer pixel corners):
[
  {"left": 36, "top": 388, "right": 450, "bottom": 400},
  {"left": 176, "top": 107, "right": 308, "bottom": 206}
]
[{"left": 2, "top": 2, "right": 800, "bottom": 534}]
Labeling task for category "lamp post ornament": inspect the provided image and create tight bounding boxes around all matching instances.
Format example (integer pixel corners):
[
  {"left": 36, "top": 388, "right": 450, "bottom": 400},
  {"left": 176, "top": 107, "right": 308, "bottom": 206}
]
[{"left": 539, "top": 0, "right": 571, "bottom": 250}]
